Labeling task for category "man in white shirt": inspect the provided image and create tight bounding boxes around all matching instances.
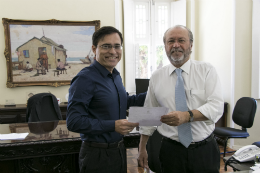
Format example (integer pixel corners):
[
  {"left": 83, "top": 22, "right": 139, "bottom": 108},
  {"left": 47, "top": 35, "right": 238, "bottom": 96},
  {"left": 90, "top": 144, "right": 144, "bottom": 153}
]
[
  {"left": 138, "top": 25, "right": 224, "bottom": 173},
  {"left": 21, "top": 61, "right": 33, "bottom": 73}
]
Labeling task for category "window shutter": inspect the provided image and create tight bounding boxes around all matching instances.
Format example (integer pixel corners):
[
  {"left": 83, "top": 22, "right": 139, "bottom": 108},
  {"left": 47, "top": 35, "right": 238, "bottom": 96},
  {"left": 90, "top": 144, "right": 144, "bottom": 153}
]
[{"left": 171, "top": 0, "right": 186, "bottom": 26}]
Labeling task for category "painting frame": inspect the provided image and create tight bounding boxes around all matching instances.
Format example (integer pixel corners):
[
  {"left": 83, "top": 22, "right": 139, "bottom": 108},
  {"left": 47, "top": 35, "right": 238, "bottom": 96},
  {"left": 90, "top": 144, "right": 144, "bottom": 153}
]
[{"left": 2, "top": 18, "right": 100, "bottom": 88}]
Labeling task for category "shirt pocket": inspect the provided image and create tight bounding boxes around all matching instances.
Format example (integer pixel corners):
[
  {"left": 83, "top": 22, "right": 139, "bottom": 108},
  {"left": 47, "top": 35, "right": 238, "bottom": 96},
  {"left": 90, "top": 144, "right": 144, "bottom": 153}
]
[
  {"left": 188, "top": 89, "right": 206, "bottom": 109},
  {"left": 191, "top": 89, "right": 205, "bottom": 96},
  {"left": 190, "top": 89, "right": 205, "bottom": 100}
]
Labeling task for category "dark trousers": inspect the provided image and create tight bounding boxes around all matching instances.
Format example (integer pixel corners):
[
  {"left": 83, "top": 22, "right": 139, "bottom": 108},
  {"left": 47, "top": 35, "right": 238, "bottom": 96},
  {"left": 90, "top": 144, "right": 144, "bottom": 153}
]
[
  {"left": 159, "top": 137, "right": 220, "bottom": 173},
  {"left": 79, "top": 141, "right": 126, "bottom": 173}
]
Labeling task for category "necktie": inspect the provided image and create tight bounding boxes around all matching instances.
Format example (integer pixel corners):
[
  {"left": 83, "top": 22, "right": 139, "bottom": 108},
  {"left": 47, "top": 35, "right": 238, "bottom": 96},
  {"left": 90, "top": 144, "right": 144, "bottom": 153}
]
[{"left": 175, "top": 68, "right": 193, "bottom": 148}]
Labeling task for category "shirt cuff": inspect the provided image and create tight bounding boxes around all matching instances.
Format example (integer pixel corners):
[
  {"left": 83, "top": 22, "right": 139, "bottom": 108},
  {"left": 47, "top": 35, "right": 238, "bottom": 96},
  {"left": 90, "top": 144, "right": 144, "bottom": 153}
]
[
  {"left": 100, "top": 120, "right": 115, "bottom": 132},
  {"left": 139, "top": 126, "right": 157, "bottom": 136}
]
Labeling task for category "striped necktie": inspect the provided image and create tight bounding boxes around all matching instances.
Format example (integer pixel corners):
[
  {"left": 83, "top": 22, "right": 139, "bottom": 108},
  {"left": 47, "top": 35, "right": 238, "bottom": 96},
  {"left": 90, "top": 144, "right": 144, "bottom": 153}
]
[{"left": 175, "top": 68, "right": 193, "bottom": 148}]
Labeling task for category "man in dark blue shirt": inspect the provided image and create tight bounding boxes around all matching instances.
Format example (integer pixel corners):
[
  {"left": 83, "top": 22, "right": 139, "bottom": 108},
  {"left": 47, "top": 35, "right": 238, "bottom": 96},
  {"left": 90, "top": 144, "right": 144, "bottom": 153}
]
[{"left": 67, "top": 26, "right": 146, "bottom": 173}]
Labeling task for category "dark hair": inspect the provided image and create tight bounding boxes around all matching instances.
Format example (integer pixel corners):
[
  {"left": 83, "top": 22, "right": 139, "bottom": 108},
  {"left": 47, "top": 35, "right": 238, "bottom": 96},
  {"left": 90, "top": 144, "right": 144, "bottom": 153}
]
[
  {"left": 26, "top": 61, "right": 29, "bottom": 63},
  {"left": 92, "top": 26, "right": 123, "bottom": 47},
  {"left": 57, "top": 59, "right": 60, "bottom": 62}
]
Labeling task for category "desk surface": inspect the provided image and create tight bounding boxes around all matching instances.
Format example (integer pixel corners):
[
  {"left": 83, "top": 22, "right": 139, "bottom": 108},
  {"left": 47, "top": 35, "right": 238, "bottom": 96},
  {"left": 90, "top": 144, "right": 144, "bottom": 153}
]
[
  {"left": 0, "top": 120, "right": 80, "bottom": 146},
  {"left": 224, "top": 156, "right": 254, "bottom": 172},
  {"left": 0, "top": 120, "right": 140, "bottom": 153}
]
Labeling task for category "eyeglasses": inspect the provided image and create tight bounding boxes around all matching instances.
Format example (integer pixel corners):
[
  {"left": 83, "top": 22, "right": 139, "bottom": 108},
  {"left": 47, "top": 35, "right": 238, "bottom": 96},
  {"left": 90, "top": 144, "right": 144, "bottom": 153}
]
[{"left": 99, "top": 44, "right": 122, "bottom": 51}]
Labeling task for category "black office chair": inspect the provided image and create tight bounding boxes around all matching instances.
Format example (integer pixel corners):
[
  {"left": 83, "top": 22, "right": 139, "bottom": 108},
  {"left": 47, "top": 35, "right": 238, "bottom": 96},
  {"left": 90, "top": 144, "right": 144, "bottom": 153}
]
[
  {"left": 214, "top": 97, "right": 257, "bottom": 157},
  {"left": 146, "top": 129, "right": 163, "bottom": 173},
  {"left": 253, "top": 141, "right": 260, "bottom": 147},
  {"left": 26, "top": 93, "right": 62, "bottom": 122}
]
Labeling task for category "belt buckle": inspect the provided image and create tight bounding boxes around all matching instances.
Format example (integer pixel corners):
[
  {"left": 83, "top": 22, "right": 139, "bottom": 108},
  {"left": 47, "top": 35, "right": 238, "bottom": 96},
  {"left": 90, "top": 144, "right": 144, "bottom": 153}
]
[{"left": 190, "top": 142, "right": 196, "bottom": 144}]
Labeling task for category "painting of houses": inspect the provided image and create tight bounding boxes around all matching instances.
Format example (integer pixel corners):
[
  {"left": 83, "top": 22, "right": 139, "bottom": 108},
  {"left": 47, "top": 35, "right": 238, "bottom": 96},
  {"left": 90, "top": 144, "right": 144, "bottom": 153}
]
[
  {"left": 5, "top": 22, "right": 98, "bottom": 84},
  {"left": 16, "top": 36, "right": 67, "bottom": 70}
]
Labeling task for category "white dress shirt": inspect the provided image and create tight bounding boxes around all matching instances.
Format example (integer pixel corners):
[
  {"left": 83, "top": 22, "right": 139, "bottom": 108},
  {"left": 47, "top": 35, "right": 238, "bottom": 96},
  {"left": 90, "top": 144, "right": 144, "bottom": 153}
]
[{"left": 139, "top": 59, "right": 224, "bottom": 142}]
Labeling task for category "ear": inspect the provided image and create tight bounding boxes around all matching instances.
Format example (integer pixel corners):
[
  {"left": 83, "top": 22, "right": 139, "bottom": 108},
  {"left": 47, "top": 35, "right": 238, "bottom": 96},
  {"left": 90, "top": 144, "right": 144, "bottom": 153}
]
[
  {"left": 190, "top": 42, "right": 193, "bottom": 49},
  {"left": 92, "top": 45, "right": 97, "bottom": 56}
]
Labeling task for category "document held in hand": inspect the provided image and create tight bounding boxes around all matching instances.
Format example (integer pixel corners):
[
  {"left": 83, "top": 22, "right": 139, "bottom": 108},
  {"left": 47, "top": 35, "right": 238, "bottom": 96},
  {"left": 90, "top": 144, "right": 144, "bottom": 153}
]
[{"left": 128, "top": 107, "right": 169, "bottom": 126}]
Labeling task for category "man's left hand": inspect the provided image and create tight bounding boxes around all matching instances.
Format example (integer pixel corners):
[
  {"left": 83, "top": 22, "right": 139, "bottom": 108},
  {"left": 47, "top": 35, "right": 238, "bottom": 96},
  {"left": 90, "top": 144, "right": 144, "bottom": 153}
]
[{"left": 160, "top": 111, "right": 189, "bottom": 126}]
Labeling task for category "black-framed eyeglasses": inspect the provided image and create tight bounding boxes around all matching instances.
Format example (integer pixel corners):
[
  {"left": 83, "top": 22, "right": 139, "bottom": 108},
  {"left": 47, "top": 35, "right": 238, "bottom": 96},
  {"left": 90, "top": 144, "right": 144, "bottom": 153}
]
[{"left": 99, "top": 44, "right": 122, "bottom": 51}]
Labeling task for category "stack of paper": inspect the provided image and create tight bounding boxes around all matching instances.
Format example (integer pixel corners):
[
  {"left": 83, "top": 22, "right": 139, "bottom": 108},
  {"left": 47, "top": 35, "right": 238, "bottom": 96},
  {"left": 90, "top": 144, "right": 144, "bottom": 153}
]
[{"left": 0, "top": 133, "right": 29, "bottom": 140}]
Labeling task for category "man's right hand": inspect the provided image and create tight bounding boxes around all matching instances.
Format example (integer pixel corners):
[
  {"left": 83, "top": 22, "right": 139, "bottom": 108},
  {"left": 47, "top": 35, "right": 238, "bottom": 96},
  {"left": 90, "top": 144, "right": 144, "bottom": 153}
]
[
  {"left": 137, "top": 149, "right": 149, "bottom": 171},
  {"left": 115, "top": 119, "right": 139, "bottom": 135}
]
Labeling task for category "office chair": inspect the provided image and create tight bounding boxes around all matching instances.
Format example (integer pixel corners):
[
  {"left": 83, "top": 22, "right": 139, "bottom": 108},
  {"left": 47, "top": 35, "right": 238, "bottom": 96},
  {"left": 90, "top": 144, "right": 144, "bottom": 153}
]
[
  {"left": 252, "top": 141, "right": 260, "bottom": 148},
  {"left": 214, "top": 97, "right": 257, "bottom": 157},
  {"left": 135, "top": 78, "right": 150, "bottom": 94},
  {"left": 146, "top": 129, "right": 163, "bottom": 173},
  {"left": 26, "top": 93, "right": 62, "bottom": 122}
]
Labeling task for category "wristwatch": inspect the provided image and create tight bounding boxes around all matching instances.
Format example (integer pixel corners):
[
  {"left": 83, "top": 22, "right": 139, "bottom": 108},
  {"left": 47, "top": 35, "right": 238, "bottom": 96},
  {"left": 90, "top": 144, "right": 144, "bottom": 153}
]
[{"left": 188, "top": 111, "right": 194, "bottom": 122}]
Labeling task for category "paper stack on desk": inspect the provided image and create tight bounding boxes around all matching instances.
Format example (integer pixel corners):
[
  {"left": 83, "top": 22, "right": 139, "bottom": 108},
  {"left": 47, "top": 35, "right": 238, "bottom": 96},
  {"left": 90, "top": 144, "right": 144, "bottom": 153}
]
[{"left": 0, "top": 133, "right": 29, "bottom": 140}]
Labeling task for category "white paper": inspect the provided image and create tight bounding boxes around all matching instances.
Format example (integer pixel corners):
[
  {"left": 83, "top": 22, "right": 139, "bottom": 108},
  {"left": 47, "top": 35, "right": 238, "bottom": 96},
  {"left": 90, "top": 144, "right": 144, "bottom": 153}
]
[
  {"left": 128, "top": 107, "right": 169, "bottom": 126},
  {"left": 253, "top": 169, "right": 260, "bottom": 172},
  {"left": 130, "top": 127, "right": 138, "bottom": 133},
  {"left": 251, "top": 164, "right": 260, "bottom": 171},
  {"left": 0, "top": 133, "right": 29, "bottom": 140}
]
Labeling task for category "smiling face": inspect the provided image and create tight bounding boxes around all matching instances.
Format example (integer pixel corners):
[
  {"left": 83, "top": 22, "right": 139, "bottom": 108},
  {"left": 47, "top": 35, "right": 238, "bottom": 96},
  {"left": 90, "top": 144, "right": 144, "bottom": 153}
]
[
  {"left": 164, "top": 27, "right": 193, "bottom": 68},
  {"left": 92, "top": 33, "right": 122, "bottom": 73}
]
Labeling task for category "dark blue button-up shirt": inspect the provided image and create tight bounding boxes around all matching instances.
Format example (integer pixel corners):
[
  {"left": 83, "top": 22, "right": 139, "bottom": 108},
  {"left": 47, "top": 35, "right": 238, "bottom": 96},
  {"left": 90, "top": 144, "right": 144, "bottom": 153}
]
[{"left": 67, "top": 61, "right": 146, "bottom": 143}]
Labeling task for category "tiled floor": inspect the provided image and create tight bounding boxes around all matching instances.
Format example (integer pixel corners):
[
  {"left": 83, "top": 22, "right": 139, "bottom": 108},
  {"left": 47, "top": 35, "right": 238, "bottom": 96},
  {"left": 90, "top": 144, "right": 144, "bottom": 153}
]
[{"left": 127, "top": 145, "right": 236, "bottom": 173}]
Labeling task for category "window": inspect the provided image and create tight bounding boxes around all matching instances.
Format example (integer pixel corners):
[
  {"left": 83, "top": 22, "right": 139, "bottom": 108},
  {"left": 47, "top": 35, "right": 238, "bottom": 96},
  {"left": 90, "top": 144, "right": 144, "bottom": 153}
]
[
  {"left": 134, "top": 1, "right": 170, "bottom": 79},
  {"left": 23, "top": 50, "right": 29, "bottom": 58},
  {"left": 124, "top": 0, "right": 186, "bottom": 92}
]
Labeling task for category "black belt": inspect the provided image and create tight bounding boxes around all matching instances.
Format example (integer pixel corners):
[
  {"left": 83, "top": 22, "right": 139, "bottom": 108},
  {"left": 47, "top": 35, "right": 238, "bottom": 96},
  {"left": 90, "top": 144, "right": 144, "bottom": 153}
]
[
  {"left": 163, "top": 133, "right": 214, "bottom": 149},
  {"left": 83, "top": 140, "right": 124, "bottom": 149}
]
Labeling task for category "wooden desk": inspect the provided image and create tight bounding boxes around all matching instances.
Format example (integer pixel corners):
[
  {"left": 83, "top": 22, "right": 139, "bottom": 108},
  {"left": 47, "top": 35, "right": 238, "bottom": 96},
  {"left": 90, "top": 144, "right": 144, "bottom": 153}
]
[{"left": 0, "top": 120, "right": 140, "bottom": 173}]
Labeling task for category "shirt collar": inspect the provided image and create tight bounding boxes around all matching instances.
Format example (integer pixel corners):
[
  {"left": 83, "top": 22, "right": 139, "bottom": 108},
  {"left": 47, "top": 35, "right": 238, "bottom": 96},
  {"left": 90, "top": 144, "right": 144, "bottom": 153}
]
[
  {"left": 93, "top": 60, "right": 120, "bottom": 77},
  {"left": 168, "top": 59, "right": 191, "bottom": 75}
]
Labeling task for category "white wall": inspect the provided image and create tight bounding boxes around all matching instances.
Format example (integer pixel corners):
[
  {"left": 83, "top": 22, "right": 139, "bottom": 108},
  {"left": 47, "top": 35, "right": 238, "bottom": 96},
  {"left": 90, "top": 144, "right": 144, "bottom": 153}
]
[
  {"left": 192, "top": 0, "right": 257, "bottom": 149},
  {"left": 0, "top": 0, "right": 116, "bottom": 104},
  {"left": 233, "top": 0, "right": 259, "bottom": 148},
  {"left": 193, "top": 0, "right": 233, "bottom": 129},
  {"left": 194, "top": 0, "right": 233, "bottom": 105}
]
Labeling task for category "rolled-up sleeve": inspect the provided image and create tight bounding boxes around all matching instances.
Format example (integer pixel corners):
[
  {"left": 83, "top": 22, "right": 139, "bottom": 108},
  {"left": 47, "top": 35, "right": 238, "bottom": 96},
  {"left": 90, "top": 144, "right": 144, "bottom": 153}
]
[{"left": 197, "top": 66, "right": 224, "bottom": 123}]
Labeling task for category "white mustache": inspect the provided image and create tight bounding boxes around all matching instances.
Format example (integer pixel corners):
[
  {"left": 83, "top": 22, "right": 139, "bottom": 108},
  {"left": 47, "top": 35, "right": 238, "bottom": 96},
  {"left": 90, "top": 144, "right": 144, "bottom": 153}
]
[{"left": 170, "top": 48, "right": 183, "bottom": 54}]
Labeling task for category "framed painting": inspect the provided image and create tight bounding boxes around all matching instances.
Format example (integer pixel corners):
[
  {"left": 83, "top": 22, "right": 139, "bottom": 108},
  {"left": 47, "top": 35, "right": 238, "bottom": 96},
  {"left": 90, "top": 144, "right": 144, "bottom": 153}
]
[{"left": 2, "top": 18, "right": 100, "bottom": 88}]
